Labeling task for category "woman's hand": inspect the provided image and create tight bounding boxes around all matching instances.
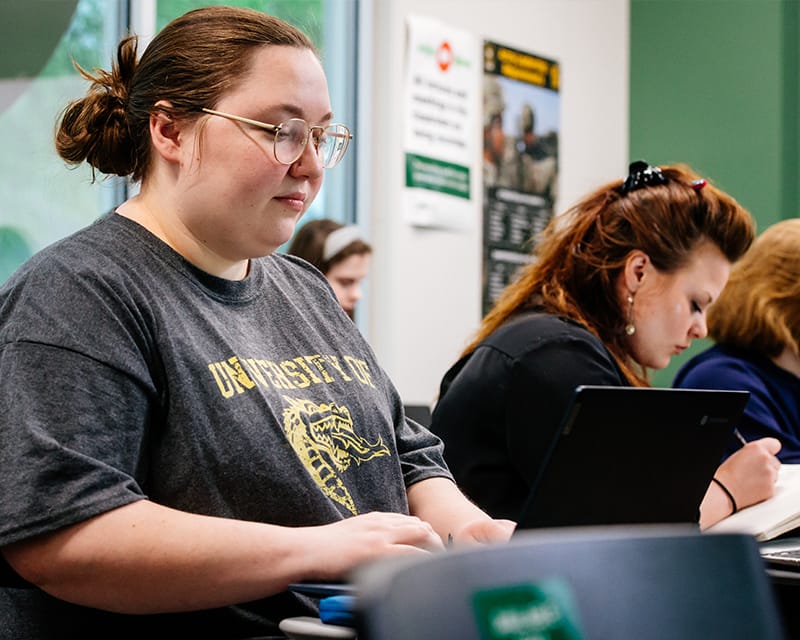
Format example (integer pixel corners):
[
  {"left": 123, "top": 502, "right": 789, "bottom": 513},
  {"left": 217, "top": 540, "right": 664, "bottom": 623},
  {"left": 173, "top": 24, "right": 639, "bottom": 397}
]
[
  {"left": 452, "top": 518, "right": 516, "bottom": 546},
  {"left": 406, "top": 476, "right": 515, "bottom": 547},
  {"left": 300, "top": 511, "right": 444, "bottom": 580},
  {"left": 699, "top": 437, "right": 781, "bottom": 529},
  {"left": 715, "top": 437, "right": 782, "bottom": 509}
]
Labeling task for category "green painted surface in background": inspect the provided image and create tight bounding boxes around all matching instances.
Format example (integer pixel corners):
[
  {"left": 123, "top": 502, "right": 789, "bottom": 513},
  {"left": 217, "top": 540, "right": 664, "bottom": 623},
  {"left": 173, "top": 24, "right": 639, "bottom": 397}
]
[{"left": 630, "top": 0, "right": 800, "bottom": 387}]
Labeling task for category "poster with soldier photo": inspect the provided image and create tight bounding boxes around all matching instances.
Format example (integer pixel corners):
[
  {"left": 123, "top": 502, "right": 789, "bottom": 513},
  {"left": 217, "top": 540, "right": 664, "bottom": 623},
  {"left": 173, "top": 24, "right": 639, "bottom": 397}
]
[{"left": 482, "top": 40, "right": 559, "bottom": 315}]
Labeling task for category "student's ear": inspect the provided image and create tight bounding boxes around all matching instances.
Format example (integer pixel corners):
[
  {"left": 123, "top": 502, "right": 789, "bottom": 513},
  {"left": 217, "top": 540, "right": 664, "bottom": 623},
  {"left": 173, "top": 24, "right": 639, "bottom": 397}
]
[
  {"left": 149, "top": 100, "right": 183, "bottom": 164},
  {"left": 622, "top": 250, "right": 650, "bottom": 293}
]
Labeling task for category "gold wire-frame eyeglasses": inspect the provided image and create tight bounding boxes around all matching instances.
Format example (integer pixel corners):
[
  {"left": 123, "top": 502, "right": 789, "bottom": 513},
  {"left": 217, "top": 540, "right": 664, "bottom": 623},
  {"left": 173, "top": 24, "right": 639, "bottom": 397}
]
[{"left": 201, "top": 108, "right": 353, "bottom": 169}]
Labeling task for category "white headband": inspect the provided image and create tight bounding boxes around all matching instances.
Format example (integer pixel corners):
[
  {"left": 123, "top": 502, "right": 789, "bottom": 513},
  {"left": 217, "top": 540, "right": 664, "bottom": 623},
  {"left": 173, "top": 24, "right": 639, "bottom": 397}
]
[{"left": 322, "top": 225, "right": 363, "bottom": 261}]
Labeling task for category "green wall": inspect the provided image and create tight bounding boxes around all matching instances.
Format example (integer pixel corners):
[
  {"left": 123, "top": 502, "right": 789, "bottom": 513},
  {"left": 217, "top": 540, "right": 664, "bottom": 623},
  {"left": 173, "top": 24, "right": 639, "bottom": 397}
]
[
  {"left": 630, "top": 0, "right": 800, "bottom": 387},
  {"left": 0, "top": 1, "right": 78, "bottom": 78}
]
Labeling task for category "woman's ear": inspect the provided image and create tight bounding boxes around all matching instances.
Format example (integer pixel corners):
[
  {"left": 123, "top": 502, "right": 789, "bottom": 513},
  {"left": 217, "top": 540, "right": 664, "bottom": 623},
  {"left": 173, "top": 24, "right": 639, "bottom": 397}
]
[
  {"left": 622, "top": 250, "right": 650, "bottom": 293},
  {"left": 149, "top": 100, "right": 183, "bottom": 164}
]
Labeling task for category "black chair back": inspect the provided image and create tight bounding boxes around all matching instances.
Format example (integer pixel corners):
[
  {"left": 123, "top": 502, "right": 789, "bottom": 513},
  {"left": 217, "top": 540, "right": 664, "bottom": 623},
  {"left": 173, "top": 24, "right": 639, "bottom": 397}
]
[{"left": 355, "top": 525, "right": 786, "bottom": 640}]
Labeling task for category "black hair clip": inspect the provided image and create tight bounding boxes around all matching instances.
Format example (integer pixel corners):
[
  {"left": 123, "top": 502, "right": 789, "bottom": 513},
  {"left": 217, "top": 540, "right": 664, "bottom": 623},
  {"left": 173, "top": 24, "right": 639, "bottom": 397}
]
[{"left": 620, "top": 160, "right": 667, "bottom": 194}]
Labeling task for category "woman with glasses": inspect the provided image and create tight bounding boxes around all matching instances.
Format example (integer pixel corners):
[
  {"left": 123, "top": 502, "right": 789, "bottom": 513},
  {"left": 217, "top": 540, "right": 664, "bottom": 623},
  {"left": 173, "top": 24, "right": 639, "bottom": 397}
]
[
  {"left": 430, "top": 161, "right": 782, "bottom": 530},
  {"left": 0, "top": 6, "right": 512, "bottom": 637}
]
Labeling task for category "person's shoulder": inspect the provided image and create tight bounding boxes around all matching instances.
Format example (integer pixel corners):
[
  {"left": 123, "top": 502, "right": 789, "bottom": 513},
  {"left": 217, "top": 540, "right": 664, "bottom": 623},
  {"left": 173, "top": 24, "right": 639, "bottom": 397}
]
[
  {"left": 436, "top": 315, "right": 564, "bottom": 397},
  {"left": 267, "top": 252, "right": 341, "bottom": 305},
  {"left": 674, "top": 344, "right": 760, "bottom": 386},
  {"left": 0, "top": 216, "right": 150, "bottom": 345},
  {"left": 682, "top": 344, "right": 756, "bottom": 369},
  {"left": 2, "top": 215, "right": 117, "bottom": 287},
  {"left": 270, "top": 252, "right": 334, "bottom": 290},
  {"left": 485, "top": 312, "right": 595, "bottom": 349},
  {"left": 273, "top": 252, "right": 326, "bottom": 280}
]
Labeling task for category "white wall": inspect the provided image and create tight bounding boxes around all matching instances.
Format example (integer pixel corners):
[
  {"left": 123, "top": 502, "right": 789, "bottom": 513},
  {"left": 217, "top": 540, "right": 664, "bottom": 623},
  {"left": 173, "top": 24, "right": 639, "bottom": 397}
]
[{"left": 362, "top": 0, "right": 630, "bottom": 406}]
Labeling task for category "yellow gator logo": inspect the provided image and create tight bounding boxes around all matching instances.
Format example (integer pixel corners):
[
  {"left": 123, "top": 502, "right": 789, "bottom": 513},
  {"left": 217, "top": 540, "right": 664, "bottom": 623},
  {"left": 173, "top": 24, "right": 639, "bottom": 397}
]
[{"left": 282, "top": 396, "right": 390, "bottom": 514}]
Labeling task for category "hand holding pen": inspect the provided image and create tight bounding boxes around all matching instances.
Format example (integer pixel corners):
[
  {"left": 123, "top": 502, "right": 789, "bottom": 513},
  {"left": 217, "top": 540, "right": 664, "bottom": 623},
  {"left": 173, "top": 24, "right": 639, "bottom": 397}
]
[{"left": 712, "top": 433, "right": 782, "bottom": 517}]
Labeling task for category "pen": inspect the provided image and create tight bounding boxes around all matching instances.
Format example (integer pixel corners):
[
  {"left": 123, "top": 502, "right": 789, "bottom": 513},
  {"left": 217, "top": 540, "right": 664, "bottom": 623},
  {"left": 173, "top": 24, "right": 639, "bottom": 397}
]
[{"left": 733, "top": 428, "right": 748, "bottom": 447}]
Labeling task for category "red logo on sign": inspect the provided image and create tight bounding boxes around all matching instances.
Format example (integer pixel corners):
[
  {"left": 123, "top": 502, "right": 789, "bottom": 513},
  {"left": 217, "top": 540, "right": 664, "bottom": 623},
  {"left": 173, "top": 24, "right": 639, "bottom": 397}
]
[{"left": 436, "top": 41, "right": 453, "bottom": 72}]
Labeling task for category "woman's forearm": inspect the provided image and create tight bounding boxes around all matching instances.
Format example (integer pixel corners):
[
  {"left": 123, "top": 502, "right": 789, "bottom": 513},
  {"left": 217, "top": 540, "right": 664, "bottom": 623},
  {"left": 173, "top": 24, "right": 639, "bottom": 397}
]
[
  {"left": 2, "top": 500, "right": 446, "bottom": 614},
  {"left": 1, "top": 500, "right": 312, "bottom": 614}
]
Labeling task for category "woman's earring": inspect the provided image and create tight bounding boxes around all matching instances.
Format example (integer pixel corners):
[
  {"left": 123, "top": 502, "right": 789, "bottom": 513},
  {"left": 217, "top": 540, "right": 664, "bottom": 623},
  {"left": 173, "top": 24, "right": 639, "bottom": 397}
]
[{"left": 625, "top": 295, "right": 636, "bottom": 336}]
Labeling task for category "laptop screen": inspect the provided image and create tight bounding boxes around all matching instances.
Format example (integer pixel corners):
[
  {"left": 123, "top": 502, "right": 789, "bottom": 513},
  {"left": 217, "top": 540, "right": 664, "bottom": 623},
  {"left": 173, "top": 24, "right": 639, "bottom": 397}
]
[{"left": 515, "top": 385, "right": 749, "bottom": 531}]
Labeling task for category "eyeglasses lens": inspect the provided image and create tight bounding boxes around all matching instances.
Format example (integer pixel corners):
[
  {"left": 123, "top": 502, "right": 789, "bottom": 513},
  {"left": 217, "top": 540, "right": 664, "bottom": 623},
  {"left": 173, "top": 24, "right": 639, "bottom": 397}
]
[
  {"left": 274, "top": 119, "right": 350, "bottom": 168},
  {"left": 274, "top": 120, "right": 307, "bottom": 165},
  {"left": 320, "top": 125, "right": 350, "bottom": 168}
]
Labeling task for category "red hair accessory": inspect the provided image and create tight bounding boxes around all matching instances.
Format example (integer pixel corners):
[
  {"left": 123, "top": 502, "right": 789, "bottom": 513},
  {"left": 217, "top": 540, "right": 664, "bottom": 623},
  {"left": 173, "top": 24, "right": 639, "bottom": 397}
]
[{"left": 690, "top": 179, "right": 707, "bottom": 190}]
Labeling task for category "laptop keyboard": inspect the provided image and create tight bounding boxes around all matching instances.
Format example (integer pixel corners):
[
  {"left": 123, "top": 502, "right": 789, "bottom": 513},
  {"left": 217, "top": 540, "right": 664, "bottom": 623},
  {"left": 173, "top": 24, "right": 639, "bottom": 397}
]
[{"left": 761, "top": 546, "right": 800, "bottom": 568}]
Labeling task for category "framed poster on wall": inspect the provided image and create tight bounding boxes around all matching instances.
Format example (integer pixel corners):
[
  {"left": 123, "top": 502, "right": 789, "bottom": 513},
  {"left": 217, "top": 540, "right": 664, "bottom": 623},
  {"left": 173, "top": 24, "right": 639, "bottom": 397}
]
[{"left": 481, "top": 40, "right": 559, "bottom": 315}]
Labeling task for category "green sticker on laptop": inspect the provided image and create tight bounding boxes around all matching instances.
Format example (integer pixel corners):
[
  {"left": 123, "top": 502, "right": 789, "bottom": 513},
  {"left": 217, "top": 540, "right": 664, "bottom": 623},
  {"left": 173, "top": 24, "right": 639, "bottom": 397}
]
[{"left": 472, "top": 578, "right": 584, "bottom": 640}]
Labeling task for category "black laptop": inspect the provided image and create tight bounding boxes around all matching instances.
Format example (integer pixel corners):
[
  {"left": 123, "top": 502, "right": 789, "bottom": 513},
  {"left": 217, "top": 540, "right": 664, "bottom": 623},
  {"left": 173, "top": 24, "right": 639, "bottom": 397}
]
[{"left": 515, "top": 385, "right": 749, "bottom": 530}]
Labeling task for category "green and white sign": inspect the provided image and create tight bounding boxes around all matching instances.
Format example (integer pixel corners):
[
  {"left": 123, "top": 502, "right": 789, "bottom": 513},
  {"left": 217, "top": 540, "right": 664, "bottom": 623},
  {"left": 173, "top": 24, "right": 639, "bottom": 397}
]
[
  {"left": 403, "top": 14, "right": 477, "bottom": 229},
  {"left": 472, "top": 578, "right": 585, "bottom": 640}
]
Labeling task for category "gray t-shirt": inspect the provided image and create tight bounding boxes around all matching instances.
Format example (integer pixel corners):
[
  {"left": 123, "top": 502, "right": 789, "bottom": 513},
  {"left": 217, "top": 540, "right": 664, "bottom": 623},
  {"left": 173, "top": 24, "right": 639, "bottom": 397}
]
[{"left": 0, "top": 213, "right": 451, "bottom": 637}]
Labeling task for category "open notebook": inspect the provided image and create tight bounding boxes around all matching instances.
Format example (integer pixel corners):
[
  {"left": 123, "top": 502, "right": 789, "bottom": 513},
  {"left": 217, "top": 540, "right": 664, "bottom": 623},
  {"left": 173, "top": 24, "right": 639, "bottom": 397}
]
[{"left": 515, "top": 385, "right": 749, "bottom": 531}]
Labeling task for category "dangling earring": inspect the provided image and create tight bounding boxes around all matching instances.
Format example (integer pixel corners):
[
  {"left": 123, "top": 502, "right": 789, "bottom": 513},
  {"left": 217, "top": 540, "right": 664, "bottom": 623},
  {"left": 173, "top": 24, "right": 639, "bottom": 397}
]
[{"left": 625, "top": 294, "right": 636, "bottom": 336}]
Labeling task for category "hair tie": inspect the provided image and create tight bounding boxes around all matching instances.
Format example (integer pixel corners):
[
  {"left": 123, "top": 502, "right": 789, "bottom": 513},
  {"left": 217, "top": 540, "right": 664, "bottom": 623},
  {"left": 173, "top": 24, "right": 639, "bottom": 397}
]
[
  {"left": 690, "top": 179, "right": 707, "bottom": 191},
  {"left": 620, "top": 160, "right": 667, "bottom": 194},
  {"left": 711, "top": 477, "right": 738, "bottom": 514},
  {"left": 322, "top": 225, "right": 363, "bottom": 261}
]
